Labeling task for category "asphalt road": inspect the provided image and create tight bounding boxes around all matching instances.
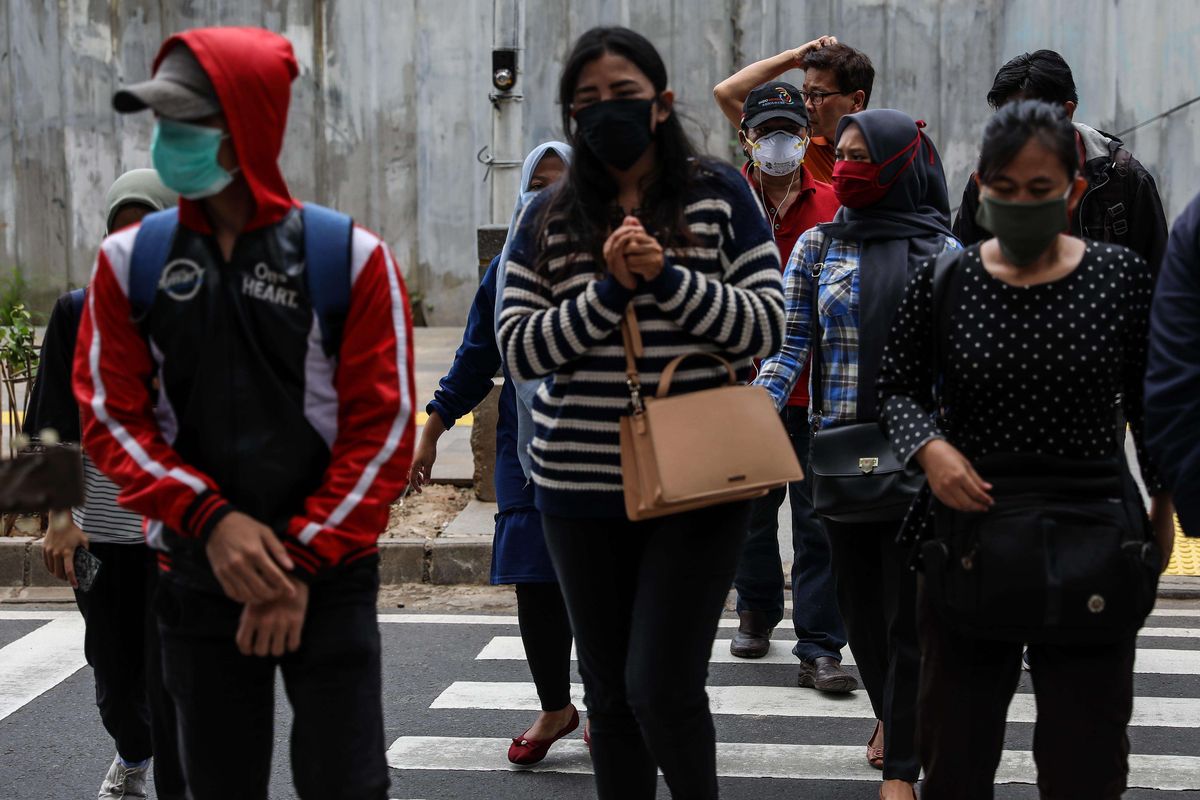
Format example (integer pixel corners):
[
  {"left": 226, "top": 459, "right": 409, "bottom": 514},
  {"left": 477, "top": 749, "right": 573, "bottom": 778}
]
[{"left": 1, "top": 604, "right": 1199, "bottom": 799}]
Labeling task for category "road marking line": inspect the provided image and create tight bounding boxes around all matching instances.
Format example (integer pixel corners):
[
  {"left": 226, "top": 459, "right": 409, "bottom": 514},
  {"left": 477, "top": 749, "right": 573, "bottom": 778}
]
[
  {"left": 386, "top": 736, "right": 1200, "bottom": 789},
  {"left": 378, "top": 614, "right": 520, "bottom": 625},
  {"left": 0, "top": 610, "right": 76, "bottom": 620},
  {"left": 431, "top": 681, "right": 1198, "bottom": 728},
  {"left": 474, "top": 635, "right": 1200, "bottom": 674},
  {"left": 0, "top": 617, "right": 87, "bottom": 722}
]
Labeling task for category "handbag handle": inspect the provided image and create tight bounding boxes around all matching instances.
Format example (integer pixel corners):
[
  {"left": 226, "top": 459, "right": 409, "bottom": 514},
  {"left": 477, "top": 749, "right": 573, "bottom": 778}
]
[
  {"left": 656, "top": 352, "right": 737, "bottom": 398},
  {"left": 619, "top": 303, "right": 736, "bottom": 408}
]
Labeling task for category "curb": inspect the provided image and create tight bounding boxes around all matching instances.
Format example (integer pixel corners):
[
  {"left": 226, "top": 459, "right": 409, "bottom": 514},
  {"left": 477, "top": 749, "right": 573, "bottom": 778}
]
[
  {"left": 0, "top": 536, "right": 496, "bottom": 589},
  {"left": 2, "top": 533, "right": 1196, "bottom": 595}
]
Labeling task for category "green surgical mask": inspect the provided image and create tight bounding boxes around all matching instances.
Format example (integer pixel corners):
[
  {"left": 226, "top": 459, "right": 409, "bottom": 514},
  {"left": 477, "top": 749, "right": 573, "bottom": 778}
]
[
  {"left": 151, "top": 119, "right": 238, "bottom": 200},
  {"left": 975, "top": 186, "right": 1072, "bottom": 266}
]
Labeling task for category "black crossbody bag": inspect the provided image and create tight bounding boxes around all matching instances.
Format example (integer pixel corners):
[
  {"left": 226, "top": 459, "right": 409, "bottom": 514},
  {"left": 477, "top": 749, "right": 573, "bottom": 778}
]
[
  {"left": 806, "top": 235, "right": 924, "bottom": 523},
  {"left": 918, "top": 249, "right": 1160, "bottom": 644}
]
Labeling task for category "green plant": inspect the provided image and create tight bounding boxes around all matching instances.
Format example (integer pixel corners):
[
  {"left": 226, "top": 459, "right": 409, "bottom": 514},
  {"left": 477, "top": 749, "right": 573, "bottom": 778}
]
[{"left": 0, "top": 272, "right": 39, "bottom": 458}]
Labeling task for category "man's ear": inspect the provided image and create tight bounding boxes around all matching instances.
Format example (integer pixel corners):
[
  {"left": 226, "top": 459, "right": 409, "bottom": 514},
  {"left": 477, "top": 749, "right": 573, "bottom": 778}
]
[
  {"left": 851, "top": 90, "right": 867, "bottom": 112},
  {"left": 654, "top": 90, "right": 675, "bottom": 125},
  {"left": 737, "top": 128, "right": 752, "bottom": 157},
  {"left": 1063, "top": 100, "right": 1078, "bottom": 121},
  {"left": 1066, "top": 173, "right": 1089, "bottom": 214}
]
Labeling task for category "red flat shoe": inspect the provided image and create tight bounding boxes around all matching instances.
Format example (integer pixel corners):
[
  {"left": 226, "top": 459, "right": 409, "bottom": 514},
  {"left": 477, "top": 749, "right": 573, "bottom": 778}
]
[
  {"left": 508, "top": 707, "right": 580, "bottom": 766},
  {"left": 867, "top": 719, "right": 884, "bottom": 770}
]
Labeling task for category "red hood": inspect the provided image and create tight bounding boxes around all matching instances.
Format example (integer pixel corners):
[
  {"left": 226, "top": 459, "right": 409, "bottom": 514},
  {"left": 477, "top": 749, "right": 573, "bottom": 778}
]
[{"left": 154, "top": 28, "right": 298, "bottom": 232}]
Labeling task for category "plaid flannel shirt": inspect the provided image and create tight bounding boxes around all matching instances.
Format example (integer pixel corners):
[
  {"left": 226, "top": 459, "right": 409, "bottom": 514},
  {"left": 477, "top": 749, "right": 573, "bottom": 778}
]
[{"left": 753, "top": 227, "right": 960, "bottom": 429}]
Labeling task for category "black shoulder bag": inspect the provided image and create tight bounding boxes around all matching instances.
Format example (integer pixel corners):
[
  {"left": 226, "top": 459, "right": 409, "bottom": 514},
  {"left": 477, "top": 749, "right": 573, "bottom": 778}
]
[
  {"left": 919, "top": 248, "right": 1161, "bottom": 644},
  {"left": 806, "top": 234, "right": 924, "bottom": 523}
]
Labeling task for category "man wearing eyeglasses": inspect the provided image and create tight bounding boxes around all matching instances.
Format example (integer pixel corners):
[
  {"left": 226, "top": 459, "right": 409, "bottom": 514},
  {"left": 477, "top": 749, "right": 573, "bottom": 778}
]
[
  {"left": 710, "top": 45, "right": 857, "bottom": 695},
  {"left": 715, "top": 37, "right": 875, "bottom": 182}
]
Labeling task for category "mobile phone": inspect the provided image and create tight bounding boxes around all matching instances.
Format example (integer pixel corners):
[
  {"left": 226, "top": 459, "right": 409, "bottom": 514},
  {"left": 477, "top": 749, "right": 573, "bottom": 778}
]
[{"left": 73, "top": 548, "right": 102, "bottom": 593}]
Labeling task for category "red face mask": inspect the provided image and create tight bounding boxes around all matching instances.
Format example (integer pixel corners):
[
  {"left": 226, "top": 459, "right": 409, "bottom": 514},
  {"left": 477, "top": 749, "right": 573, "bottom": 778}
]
[{"left": 831, "top": 123, "right": 928, "bottom": 209}]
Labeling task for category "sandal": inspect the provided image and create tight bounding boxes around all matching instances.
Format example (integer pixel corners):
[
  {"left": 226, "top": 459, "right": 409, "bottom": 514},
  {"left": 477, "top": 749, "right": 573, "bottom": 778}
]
[{"left": 867, "top": 719, "right": 884, "bottom": 770}]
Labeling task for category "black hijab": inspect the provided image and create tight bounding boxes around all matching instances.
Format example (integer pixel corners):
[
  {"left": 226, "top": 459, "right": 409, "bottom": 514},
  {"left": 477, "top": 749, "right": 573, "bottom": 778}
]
[{"left": 820, "top": 109, "right": 955, "bottom": 420}]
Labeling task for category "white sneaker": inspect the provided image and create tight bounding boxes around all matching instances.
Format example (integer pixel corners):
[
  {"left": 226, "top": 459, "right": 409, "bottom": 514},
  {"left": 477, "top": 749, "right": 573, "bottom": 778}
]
[{"left": 98, "top": 755, "right": 149, "bottom": 799}]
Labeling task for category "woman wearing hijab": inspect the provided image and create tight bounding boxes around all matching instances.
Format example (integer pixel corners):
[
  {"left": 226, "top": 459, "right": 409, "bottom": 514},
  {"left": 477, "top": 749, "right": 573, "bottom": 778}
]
[
  {"left": 26, "top": 168, "right": 185, "bottom": 800},
  {"left": 754, "top": 109, "right": 960, "bottom": 800},
  {"left": 409, "top": 142, "right": 584, "bottom": 765}
]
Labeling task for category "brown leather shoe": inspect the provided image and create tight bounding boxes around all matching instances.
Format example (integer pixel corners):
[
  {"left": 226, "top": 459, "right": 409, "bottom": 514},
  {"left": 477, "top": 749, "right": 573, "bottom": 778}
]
[
  {"left": 729, "top": 611, "right": 773, "bottom": 659},
  {"left": 797, "top": 656, "right": 859, "bottom": 693}
]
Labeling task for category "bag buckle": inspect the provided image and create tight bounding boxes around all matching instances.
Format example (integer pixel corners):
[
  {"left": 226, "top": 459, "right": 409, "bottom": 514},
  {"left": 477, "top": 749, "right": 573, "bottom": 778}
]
[
  {"left": 858, "top": 457, "right": 879, "bottom": 474},
  {"left": 626, "top": 377, "right": 645, "bottom": 413}
]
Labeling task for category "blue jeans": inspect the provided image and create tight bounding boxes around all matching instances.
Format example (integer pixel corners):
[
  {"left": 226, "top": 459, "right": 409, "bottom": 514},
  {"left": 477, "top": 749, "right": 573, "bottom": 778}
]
[{"left": 733, "top": 405, "right": 847, "bottom": 662}]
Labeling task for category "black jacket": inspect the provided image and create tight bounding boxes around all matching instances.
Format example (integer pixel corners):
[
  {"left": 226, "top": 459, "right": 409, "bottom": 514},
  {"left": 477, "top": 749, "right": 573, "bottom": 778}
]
[
  {"left": 953, "top": 123, "right": 1169, "bottom": 274},
  {"left": 1145, "top": 190, "right": 1200, "bottom": 536},
  {"left": 24, "top": 289, "right": 85, "bottom": 444}
]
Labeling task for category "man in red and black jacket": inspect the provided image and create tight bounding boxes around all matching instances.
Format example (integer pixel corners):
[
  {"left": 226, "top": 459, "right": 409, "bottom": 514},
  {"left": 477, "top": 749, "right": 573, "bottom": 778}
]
[
  {"left": 73, "top": 28, "right": 413, "bottom": 799},
  {"left": 711, "top": 79, "right": 857, "bottom": 694}
]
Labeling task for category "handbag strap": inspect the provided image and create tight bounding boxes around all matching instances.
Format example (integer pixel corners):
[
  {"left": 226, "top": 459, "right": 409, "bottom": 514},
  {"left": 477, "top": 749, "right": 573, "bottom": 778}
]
[
  {"left": 930, "top": 247, "right": 966, "bottom": 421},
  {"left": 620, "top": 304, "right": 646, "bottom": 412},
  {"left": 657, "top": 352, "right": 737, "bottom": 398},
  {"left": 807, "top": 233, "right": 836, "bottom": 427}
]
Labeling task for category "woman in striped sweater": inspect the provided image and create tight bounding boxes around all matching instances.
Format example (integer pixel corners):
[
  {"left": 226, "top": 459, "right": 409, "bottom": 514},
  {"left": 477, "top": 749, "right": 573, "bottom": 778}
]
[{"left": 498, "top": 26, "right": 785, "bottom": 800}]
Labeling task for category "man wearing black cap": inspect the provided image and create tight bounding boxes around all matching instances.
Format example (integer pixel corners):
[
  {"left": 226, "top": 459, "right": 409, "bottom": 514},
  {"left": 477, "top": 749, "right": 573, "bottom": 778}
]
[
  {"left": 710, "top": 69, "right": 855, "bottom": 695},
  {"left": 75, "top": 27, "right": 413, "bottom": 800}
]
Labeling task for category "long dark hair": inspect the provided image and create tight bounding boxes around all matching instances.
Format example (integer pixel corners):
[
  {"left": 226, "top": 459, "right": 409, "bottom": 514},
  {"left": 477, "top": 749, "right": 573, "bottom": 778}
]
[
  {"left": 977, "top": 99, "right": 1078, "bottom": 184},
  {"left": 536, "top": 26, "right": 701, "bottom": 273}
]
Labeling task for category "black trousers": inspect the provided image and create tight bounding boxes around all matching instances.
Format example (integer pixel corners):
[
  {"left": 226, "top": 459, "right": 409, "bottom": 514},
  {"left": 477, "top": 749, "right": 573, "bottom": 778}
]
[
  {"left": 144, "top": 560, "right": 187, "bottom": 799},
  {"left": 917, "top": 584, "right": 1136, "bottom": 799},
  {"left": 75, "top": 544, "right": 187, "bottom": 797},
  {"left": 826, "top": 518, "right": 921, "bottom": 782},
  {"left": 514, "top": 582, "right": 573, "bottom": 712},
  {"left": 542, "top": 502, "right": 751, "bottom": 800},
  {"left": 74, "top": 542, "right": 153, "bottom": 764},
  {"left": 156, "top": 565, "right": 387, "bottom": 800}
]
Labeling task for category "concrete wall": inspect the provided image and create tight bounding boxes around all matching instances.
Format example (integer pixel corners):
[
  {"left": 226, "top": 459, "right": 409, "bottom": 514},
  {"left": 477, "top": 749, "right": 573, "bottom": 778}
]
[{"left": 2, "top": 0, "right": 1197, "bottom": 322}]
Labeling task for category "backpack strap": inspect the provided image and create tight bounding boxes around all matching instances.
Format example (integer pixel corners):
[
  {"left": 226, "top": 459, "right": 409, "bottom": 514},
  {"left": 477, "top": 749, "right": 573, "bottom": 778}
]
[
  {"left": 301, "top": 203, "right": 354, "bottom": 358},
  {"left": 128, "top": 208, "right": 180, "bottom": 319},
  {"left": 67, "top": 288, "right": 86, "bottom": 325}
]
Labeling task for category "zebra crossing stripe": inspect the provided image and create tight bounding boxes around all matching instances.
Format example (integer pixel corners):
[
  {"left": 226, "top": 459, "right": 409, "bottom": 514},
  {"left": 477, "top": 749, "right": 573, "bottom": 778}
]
[
  {"left": 430, "top": 680, "right": 1199, "bottom": 728},
  {"left": 473, "top": 635, "right": 855, "bottom": 666},
  {"left": 0, "top": 616, "right": 87, "bottom": 722},
  {"left": 386, "top": 736, "right": 1200, "bottom": 790},
  {"left": 473, "top": 635, "right": 1200, "bottom": 675}
]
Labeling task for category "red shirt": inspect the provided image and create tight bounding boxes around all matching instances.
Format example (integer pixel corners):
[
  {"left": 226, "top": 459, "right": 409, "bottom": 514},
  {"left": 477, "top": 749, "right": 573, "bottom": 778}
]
[
  {"left": 804, "top": 139, "right": 837, "bottom": 184},
  {"left": 743, "top": 163, "right": 840, "bottom": 406}
]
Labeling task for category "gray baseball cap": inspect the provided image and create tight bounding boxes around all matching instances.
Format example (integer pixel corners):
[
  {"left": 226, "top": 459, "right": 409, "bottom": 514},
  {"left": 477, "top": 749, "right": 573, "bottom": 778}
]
[{"left": 113, "top": 44, "right": 221, "bottom": 120}]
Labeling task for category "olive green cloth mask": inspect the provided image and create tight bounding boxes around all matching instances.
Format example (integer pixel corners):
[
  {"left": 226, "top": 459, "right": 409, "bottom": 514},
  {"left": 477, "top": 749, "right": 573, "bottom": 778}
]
[{"left": 975, "top": 189, "right": 1071, "bottom": 265}]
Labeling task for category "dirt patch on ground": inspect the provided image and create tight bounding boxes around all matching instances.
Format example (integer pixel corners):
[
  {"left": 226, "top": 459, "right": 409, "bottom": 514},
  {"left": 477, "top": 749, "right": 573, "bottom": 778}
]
[
  {"left": 382, "top": 484, "right": 472, "bottom": 539},
  {"left": 377, "top": 582, "right": 516, "bottom": 611}
]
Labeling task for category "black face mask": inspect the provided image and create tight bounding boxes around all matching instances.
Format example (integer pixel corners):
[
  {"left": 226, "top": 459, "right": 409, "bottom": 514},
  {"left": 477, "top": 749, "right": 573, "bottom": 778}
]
[{"left": 573, "top": 98, "right": 656, "bottom": 170}]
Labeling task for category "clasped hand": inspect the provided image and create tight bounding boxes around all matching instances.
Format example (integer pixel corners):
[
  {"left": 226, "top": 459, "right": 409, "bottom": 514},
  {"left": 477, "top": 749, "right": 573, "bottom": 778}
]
[
  {"left": 603, "top": 216, "right": 664, "bottom": 289},
  {"left": 206, "top": 511, "right": 309, "bottom": 657}
]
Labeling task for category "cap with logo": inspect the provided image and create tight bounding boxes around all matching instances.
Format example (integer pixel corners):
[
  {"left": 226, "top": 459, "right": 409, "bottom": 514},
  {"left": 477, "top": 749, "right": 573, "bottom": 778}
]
[
  {"left": 113, "top": 44, "right": 221, "bottom": 120},
  {"left": 742, "top": 82, "right": 810, "bottom": 130}
]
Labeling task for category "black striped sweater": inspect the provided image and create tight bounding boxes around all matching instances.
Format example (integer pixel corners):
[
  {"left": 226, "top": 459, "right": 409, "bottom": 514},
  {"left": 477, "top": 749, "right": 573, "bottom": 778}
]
[{"left": 498, "top": 160, "right": 786, "bottom": 518}]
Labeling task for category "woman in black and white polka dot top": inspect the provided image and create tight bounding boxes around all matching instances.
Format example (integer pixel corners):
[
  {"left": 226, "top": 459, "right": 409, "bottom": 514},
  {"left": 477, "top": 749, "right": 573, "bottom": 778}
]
[{"left": 878, "top": 100, "right": 1175, "bottom": 798}]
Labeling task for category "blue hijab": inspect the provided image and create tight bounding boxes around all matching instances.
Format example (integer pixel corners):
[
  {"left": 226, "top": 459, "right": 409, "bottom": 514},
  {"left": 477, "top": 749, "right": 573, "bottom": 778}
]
[{"left": 494, "top": 141, "right": 573, "bottom": 478}]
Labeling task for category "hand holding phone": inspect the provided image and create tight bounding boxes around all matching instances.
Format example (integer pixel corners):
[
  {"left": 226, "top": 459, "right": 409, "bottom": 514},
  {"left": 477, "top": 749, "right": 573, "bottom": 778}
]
[{"left": 72, "top": 547, "right": 102, "bottom": 593}]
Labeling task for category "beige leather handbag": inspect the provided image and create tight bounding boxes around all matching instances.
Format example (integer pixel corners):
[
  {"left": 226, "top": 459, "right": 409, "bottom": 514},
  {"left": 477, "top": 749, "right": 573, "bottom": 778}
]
[{"left": 618, "top": 305, "right": 803, "bottom": 521}]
